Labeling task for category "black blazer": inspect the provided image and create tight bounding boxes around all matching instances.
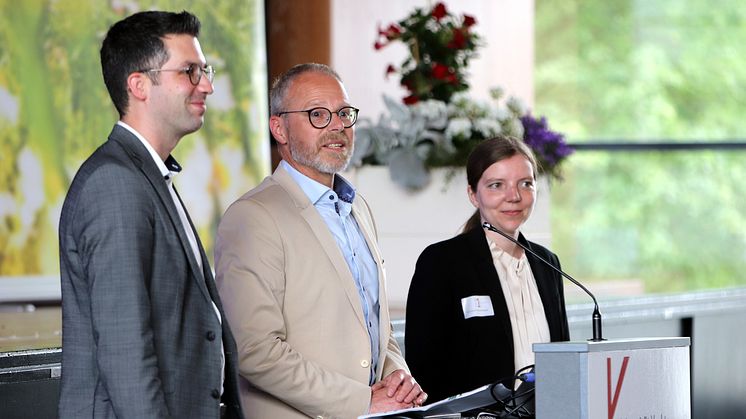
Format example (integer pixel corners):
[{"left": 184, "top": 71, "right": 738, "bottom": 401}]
[{"left": 405, "top": 227, "right": 569, "bottom": 403}]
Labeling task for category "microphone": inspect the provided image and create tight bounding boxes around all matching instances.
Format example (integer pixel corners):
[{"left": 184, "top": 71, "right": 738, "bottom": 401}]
[{"left": 482, "top": 222, "right": 605, "bottom": 342}]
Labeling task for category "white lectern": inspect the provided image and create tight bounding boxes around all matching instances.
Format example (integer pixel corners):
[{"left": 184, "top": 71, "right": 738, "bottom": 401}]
[{"left": 534, "top": 337, "right": 690, "bottom": 419}]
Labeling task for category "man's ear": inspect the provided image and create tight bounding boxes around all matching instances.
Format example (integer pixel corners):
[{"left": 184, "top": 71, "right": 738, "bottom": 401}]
[
  {"left": 269, "top": 115, "right": 288, "bottom": 145},
  {"left": 126, "top": 72, "right": 149, "bottom": 102}
]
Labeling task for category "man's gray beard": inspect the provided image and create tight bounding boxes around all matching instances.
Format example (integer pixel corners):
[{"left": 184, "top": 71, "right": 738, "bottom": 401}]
[{"left": 288, "top": 135, "right": 354, "bottom": 174}]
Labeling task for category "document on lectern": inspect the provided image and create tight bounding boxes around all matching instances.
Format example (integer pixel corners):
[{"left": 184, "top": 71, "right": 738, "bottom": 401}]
[{"left": 357, "top": 383, "right": 495, "bottom": 419}]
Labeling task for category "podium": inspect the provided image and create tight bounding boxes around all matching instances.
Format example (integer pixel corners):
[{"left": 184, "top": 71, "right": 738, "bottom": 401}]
[{"left": 534, "top": 337, "right": 690, "bottom": 419}]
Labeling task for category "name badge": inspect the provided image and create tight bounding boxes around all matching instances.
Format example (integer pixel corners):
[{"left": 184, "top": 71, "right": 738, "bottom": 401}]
[{"left": 461, "top": 295, "right": 495, "bottom": 319}]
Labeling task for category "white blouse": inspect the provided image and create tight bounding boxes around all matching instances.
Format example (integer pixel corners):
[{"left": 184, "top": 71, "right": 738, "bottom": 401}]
[{"left": 488, "top": 237, "right": 551, "bottom": 379}]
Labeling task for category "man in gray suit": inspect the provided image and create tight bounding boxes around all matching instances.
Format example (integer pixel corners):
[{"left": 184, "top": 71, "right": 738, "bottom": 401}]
[{"left": 58, "top": 11, "right": 243, "bottom": 419}]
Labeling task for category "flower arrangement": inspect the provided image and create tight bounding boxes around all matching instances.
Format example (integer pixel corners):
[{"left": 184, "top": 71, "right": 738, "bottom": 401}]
[
  {"left": 374, "top": 2, "right": 479, "bottom": 104},
  {"left": 352, "top": 2, "right": 572, "bottom": 190}
]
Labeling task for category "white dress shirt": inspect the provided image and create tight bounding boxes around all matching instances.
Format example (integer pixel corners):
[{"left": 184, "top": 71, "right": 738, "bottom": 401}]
[{"left": 488, "top": 237, "right": 550, "bottom": 378}]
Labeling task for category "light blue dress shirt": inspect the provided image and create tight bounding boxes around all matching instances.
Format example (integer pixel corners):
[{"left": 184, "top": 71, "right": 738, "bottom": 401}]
[{"left": 281, "top": 161, "right": 381, "bottom": 384}]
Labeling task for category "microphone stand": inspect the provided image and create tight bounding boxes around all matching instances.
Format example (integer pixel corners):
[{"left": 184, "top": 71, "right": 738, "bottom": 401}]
[{"left": 483, "top": 222, "right": 605, "bottom": 342}]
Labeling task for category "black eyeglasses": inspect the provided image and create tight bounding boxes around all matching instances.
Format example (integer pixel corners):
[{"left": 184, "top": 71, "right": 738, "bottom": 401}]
[
  {"left": 277, "top": 106, "right": 359, "bottom": 129},
  {"left": 139, "top": 63, "right": 215, "bottom": 86}
]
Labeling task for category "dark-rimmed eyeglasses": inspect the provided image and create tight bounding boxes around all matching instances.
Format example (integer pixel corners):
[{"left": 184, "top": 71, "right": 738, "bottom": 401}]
[
  {"left": 139, "top": 63, "right": 215, "bottom": 86},
  {"left": 277, "top": 106, "right": 359, "bottom": 129}
]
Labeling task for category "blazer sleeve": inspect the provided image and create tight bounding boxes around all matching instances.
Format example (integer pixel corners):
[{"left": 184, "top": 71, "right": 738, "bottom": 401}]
[
  {"left": 405, "top": 244, "right": 462, "bottom": 403},
  {"left": 215, "top": 198, "right": 372, "bottom": 418},
  {"left": 380, "top": 332, "right": 408, "bottom": 380},
  {"left": 68, "top": 166, "right": 170, "bottom": 417}
]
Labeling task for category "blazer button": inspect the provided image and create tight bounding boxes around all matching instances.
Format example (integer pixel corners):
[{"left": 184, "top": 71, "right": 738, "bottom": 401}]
[
  {"left": 206, "top": 331, "right": 216, "bottom": 341},
  {"left": 211, "top": 389, "right": 220, "bottom": 399},
  {"left": 360, "top": 360, "right": 370, "bottom": 368}
]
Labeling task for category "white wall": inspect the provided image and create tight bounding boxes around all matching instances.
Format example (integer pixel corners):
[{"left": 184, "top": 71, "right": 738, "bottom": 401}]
[
  {"left": 331, "top": 0, "right": 535, "bottom": 120},
  {"left": 331, "top": 1, "right": 536, "bottom": 310}
]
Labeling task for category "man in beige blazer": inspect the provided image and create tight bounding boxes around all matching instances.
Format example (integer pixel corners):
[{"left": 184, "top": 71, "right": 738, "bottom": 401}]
[{"left": 215, "top": 63, "right": 427, "bottom": 419}]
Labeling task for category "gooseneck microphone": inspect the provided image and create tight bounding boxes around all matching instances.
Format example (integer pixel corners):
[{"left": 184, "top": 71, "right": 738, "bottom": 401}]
[{"left": 482, "top": 222, "right": 605, "bottom": 342}]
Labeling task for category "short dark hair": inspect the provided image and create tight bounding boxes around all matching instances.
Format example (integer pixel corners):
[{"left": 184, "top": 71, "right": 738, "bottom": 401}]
[
  {"left": 462, "top": 136, "right": 540, "bottom": 233},
  {"left": 269, "top": 63, "right": 342, "bottom": 116},
  {"left": 100, "top": 10, "right": 201, "bottom": 117}
]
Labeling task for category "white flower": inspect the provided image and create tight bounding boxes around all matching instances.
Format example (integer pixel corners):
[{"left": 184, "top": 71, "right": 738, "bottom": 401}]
[
  {"left": 489, "top": 106, "right": 510, "bottom": 122},
  {"left": 414, "top": 99, "right": 447, "bottom": 119},
  {"left": 489, "top": 87, "right": 504, "bottom": 100},
  {"left": 424, "top": 19, "right": 440, "bottom": 33},
  {"left": 506, "top": 96, "right": 527, "bottom": 115},
  {"left": 445, "top": 117, "right": 472, "bottom": 140},
  {"left": 413, "top": 99, "right": 449, "bottom": 130},
  {"left": 449, "top": 91, "right": 472, "bottom": 108},
  {"left": 502, "top": 118, "right": 525, "bottom": 139},
  {"left": 474, "top": 118, "right": 501, "bottom": 137}
]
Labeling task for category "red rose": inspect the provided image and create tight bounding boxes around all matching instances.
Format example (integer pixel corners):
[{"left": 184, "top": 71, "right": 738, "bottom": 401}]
[
  {"left": 432, "top": 63, "right": 450, "bottom": 80},
  {"left": 463, "top": 15, "right": 476, "bottom": 27},
  {"left": 431, "top": 3, "right": 447, "bottom": 20},
  {"left": 385, "top": 64, "right": 396, "bottom": 79},
  {"left": 403, "top": 94, "right": 420, "bottom": 105},
  {"left": 385, "top": 24, "right": 402, "bottom": 39},
  {"left": 374, "top": 41, "right": 385, "bottom": 50},
  {"left": 448, "top": 29, "right": 467, "bottom": 49}
]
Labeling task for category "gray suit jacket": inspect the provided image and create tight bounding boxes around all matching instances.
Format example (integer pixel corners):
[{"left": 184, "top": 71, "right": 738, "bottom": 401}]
[{"left": 58, "top": 125, "right": 243, "bottom": 418}]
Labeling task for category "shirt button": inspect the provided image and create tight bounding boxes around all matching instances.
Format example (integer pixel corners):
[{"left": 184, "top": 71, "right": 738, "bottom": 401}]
[
  {"left": 206, "top": 331, "right": 216, "bottom": 341},
  {"left": 361, "top": 360, "right": 370, "bottom": 368},
  {"left": 211, "top": 389, "right": 220, "bottom": 399},
  {"left": 328, "top": 195, "right": 334, "bottom": 200}
]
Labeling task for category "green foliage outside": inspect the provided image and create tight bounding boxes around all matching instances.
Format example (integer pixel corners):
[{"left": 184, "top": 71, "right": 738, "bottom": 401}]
[
  {"left": 536, "top": 0, "right": 746, "bottom": 295},
  {"left": 0, "top": 0, "right": 269, "bottom": 276}
]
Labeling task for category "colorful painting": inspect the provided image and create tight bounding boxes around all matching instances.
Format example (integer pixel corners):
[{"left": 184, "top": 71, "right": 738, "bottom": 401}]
[{"left": 0, "top": 0, "right": 269, "bottom": 298}]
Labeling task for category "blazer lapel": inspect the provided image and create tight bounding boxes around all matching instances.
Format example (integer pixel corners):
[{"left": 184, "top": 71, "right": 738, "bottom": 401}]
[
  {"left": 273, "top": 166, "right": 367, "bottom": 329},
  {"left": 465, "top": 228, "right": 514, "bottom": 347},
  {"left": 170, "top": 185, "right": 214, "bottom": 301},
  {"left": 109, "top": 125, "right": 212, "bottom": 302},
  {"left": 350, "top": 194, "right": 392, "bottom": 374}
]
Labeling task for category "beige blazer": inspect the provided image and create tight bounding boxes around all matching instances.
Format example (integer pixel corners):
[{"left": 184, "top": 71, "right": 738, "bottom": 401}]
[{"left": 215, "top": 164, "right": 408, "bottom": 419}]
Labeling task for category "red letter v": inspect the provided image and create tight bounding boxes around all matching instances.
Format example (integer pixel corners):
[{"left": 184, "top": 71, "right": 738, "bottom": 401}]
[{"left": 607, "top": 356, "right": 630, "bottom": 419}]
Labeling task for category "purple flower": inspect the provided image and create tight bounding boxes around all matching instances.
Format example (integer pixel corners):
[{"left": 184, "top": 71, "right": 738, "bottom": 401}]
[{"left": 520, "top": 114, "right": 573, "bottom": 179}]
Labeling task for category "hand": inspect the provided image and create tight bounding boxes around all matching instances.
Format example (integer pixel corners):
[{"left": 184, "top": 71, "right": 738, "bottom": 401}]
[
  {"left": 369, "top": 384, "right": 411, "bottom": 414},
  {"left": 372, "top": 369, "right": 428, "bottom": 406}
]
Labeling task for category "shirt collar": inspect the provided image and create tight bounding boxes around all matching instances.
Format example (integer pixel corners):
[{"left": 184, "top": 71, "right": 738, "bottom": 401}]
[
  {"left": 117, "top": 121, "right": 182, "bottom": 180},
  {"left": 333, "top": 174, "right": 355, "bottom": 204},
  {"left": 280, "top": 160, "right": 356, "bottom": 205}
]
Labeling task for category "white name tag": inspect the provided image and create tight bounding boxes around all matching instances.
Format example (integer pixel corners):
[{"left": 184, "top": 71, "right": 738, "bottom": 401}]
[{"left": 461, "top": 295, "right": 495, "bottom": 319}]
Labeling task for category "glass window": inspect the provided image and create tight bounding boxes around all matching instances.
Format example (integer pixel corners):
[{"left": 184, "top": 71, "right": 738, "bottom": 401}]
[{"left": 535, "top": 0, "right": 746, "bottom": 299}]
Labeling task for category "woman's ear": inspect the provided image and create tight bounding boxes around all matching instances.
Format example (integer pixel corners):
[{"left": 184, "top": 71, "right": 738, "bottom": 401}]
[{"left": 467, "top": 185, "right": 479, "bottom": 208}]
